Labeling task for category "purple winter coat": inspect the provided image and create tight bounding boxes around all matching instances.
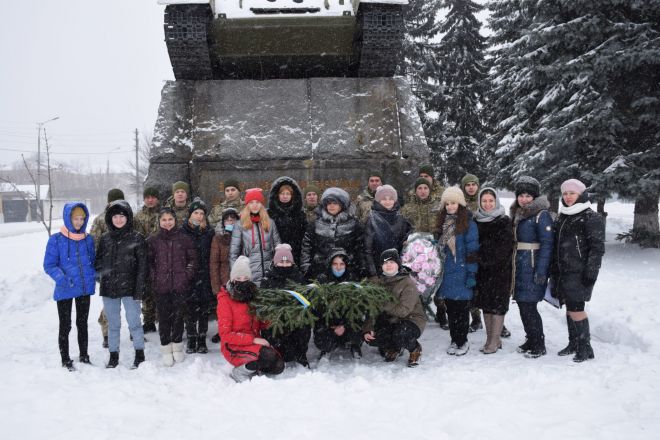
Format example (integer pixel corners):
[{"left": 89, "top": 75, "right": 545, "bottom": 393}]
[{"left": 147, "top": 227, "right": 197, "bottom": 296}]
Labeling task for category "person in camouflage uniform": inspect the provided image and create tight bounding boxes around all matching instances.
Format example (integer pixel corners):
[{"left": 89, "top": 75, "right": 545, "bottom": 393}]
[
  {"left": 406, "top": 164, "right": 445, "bottom": 203},
  {"left": 303, "top": 183, "right": 321, "bottom": 224},
  {"left": 90, "top": 188, "right": 124, "bottom": 348},
  {"left": 401, "top": 178, "right": 441, "bottom": 235},
  {"left": 133, "top": 186, "right": 161, "bottom": 333},
  {"left": 355, "top": 171, "right": 383, "bottom": 225},
  {"left": 461, "top": 174, "right": 481, "bottom": 213},
  {"left": 208, "top": 179, "right": 244, "bottom": 229},
  {"left": 165, "top": 181, "right": 191, "bottom": 226}
]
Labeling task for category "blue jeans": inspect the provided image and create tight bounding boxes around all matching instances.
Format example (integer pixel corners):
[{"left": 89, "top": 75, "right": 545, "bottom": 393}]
[{"left": 102, "top": 296, "right": 145, "bottom": 352}]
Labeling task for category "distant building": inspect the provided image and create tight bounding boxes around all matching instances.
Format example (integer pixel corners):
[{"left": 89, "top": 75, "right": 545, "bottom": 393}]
[{"left": 0, "top": 184, "right": 88, "bottom": 223}]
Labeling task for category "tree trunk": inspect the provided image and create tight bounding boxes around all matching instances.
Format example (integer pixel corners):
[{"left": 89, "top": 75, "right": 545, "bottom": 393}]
[{"left": 632, "top": 192, "right": 660, "bottom": 247}]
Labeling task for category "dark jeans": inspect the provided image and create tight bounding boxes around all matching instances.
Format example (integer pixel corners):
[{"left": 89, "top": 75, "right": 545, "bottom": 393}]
[
  {"left": 445, "top": 299, "right": 470, "bottom": 346},
  {"left": 156, "top": 293, "right": 186, "bottom": 345},
  {"left": 313, "top": 324, "right": 363, "bottom": 353},
  {"left": 368, "top": 315, "right": 421, "bottom": 353},
  {"left": 264, "top": 326, "right": 311, "bottom": 363},
  {"left": 246, "top": 346, "right": 285, "bottom": 376},
  {"left": 518, "top": 301, "right": 544, "bottom": 343},
  {"left": 185, "top": 290, "right": 210, "bottom": 337},
  {"left": 57, "top": 295, "right": 90, "bottom": 362}
]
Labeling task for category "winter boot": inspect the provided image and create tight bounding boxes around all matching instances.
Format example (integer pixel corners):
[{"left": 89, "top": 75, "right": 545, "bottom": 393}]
[
  {"left": 484, "top": 315, "right": 504, "bottom": 354},
  {"left": 524, "top": 337, "right": 547, "bottom": 358},
  {"left": 501, "top": 325, "right": 511, "bottom": 338},
  {"left": 230, "top": 364, "right": 256, "bottom": 383},
  {"left": 79, "top": 354, "right": 91, "bottom": 364},
  {"left": 572, "top": 318, "right": 595, "bottom": 363},
  {"left": 211, "top": 333, "right": 221, "bottom": 344},
  {"left": 161, "top": 343, "right": 174, "bottom": 367},
  {"left": 102, "top": 336, "right": 109, "bottom": 349},
  {"left": 172, "top": 341, "right": 185, "bottom": 363},
  {"left": 62, "top": 358, "right": 76, "bottom": 371},
  {"left": 296, "top": 353, "right": 310, "bottom": 368},
  {"left": 435, "top": 311, "right": 449, "bottom": 330},
  {"left": 106, "top": 351, "right": 119, "bottom": 369},
  {"left": 131, "top": 349, "right": 145, "bottom": 369},
  {"left": 468, "top": 309, "right": 483, "bottom": 333},
  {"left": 480, "top": 314, "right": 493, "bottom": 352},
  {"left": 350, "top": 344, "right": 363, "bottom": 360},
  {"left": 558, "top": 315, "right": 577, "bottom": 356},
  {"left": 186, "top": 335, "right": 197, "bottom": 354},
  {"left": 516, "top": 338, "right": 533, "bottom": 354},
  {"left": 142, "top": 322, "right": 157, "bottom": 334},
  {"left": 383, "top": 348, "right": 403, "bottom": 362},
  {"left": 197, "top": 335, "right": 208, "bottom": 354},
  {"left": 408, "top": 342, "right": 422, "bottom": 368}
]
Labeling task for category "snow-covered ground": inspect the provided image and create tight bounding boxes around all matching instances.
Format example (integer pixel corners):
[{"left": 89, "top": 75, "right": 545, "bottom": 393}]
[{"left": 0, "top": 200, "right": 658, "bottom": 439}]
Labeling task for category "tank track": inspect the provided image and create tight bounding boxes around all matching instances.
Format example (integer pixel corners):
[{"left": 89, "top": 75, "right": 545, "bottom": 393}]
[
  {"left": 164, "top": 4, "right": 213, "bottom": 80},
  {"left": 356, "top": 4, "right": 405, "bottom": 77}
]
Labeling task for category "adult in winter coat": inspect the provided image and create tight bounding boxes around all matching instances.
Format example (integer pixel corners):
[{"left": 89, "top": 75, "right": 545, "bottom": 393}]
[
  {"left": 551, "top": 179, "right": 605, "bottom": 363},
  {"left": 267, "top": 177, "right": 307, "bottom": 265},
  {"left": 363, "top": 249, "right": 426, "bottom": 367},
  {"left": 435, "top": 187, "right": 480, "bottom": 356},
  {"left": 364, "top": 185, "right": 412, "bottom": 277},
  {"left": 230, "top": 188, "right": 281, "bottom": 285},
  {"left": 474, "top": 188, "right": 514, "bottom": 354},
  {"left": 165, "top": 181, "right": 191, "bottom": 226},
  {"left": 181, "top": 197, "right": 215, "bottom": 354},
  {"left": 313, "top": 249, "right": 364, "bottom": 359},
  {"left": 300, "top": 187, "right": 365, "bottom": 280},
  {"left": 510, "top": 176, "right": 554, "bottom": 358},
  {"left": 43, "top": 202, "right": 96, "bottom": 370},
  {"left": 217, "top": 256, "right": 285, "bottom": 383},
  {"left": 355, "top": 171, "right": 383, "bottom": 224},
  {"left": 95, "top": 200, "right": 148, "bottom": 369},
  {"left": 405, "top": 164, "right": 445, "bottom": 203},
  {"left": 303, "top": 184, "right": 321, "bottom": 223},
  {"left": 260, "top": 244, "right": 311, "bottom": 367},
  {"left": 147, "top": 207, "right": 197, "bottom": 366}
]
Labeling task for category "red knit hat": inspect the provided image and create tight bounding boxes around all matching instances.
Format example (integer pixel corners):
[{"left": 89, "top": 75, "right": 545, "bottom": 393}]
[{"left": 244, "top": 188, "right": 265, "bottom": 205}]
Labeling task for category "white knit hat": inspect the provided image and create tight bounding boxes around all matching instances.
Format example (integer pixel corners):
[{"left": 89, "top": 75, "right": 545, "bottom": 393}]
[{"left": 230, "top": 256, "right": 252, "bottom": 281}]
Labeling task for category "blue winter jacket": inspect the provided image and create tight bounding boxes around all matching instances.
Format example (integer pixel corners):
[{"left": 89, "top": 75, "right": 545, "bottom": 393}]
[
  {"left": 438, "top": 218, "right": 479, "bottom": 301},
  {"left": 43, "top": 202, "right": 96, "bottom": 301},
  {"left": 512, "top": 203, "right": 554, "bottom": 303}
]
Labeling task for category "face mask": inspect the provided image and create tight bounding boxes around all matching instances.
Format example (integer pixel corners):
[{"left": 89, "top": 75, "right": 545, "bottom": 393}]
[
  {"left": 224, "top": 224, "right": 234, "bottom": 232},
  {"left": 332, "top": 268, "right": 346, "bottom": 278},
  {"left": 231, "top": 280, "right": 257, "bottom": 303},
  {"left": 190, "top": 218, "right": 200, "bottom": 226}
]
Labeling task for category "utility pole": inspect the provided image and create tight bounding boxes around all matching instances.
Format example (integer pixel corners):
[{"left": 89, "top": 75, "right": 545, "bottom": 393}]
[{"left": 135, "top": 128, "right": 140, "bottom": 208}]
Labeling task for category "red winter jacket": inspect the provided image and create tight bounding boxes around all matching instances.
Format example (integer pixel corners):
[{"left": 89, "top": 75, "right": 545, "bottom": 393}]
[{"left": 217, "top": 287, "right": 268, "bottom": 367}]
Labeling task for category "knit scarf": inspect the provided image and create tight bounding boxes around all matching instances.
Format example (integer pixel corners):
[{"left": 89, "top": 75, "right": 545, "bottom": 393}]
[
  {"left": 60, "top": 225, "right": 86, "bottom": 241},
  {"left": 250, "top": 214, "right": 265, "bottom": 249},
  {"left": 511, "top": 196, "right": 551, "bottom": 228},
  {"left": 441, "top": 214, "right": 457, "bottom": 260},
  {"left": 558, "top": 200, "right": 592, "bottom": 216},
  {"left": 474, "top": 205, "right": 505, "bottom": 223}
]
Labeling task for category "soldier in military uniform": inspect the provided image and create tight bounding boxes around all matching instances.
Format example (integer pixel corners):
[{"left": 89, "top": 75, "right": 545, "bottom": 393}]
[
  {"left": 401, "top": 178, "right": 441, "bottom": 235},
  {"left": 406, "top": 164, "right": 445, "bottom": 203},
  {"left": 133, "top": 186, "right": 161, "bottom": 333},
  {"left": 303, "top": 183, "right": 321, "bottom": 224},
  {"left": 165, "top": 181, "right": 191, "bottom": 226},
  {"left": 207, "top": 179, "right": 244, "bottom": 229},
  {"left": 355, "top": 171, "right": 382, "bottom": 225},
  {"left": 461, "top": 174, "right": 480, "bottom": 213}
]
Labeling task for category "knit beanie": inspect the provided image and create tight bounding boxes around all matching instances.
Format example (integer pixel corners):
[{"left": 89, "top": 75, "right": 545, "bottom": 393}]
[
  {"left": 375, "top": 184, "right": 398, "bottom": 203},
  {"left": 368, "top": 170, "right": 383, "bottom": 180},
  {"left": 303, "top": 184, "right": 321, "bottom": 197},
  {"left": 221, "top": 207, "right": 239, "bottom": 222},
  {"left": 419, "top": 164, "right": 434, "bottom": 177},
  {"left": 224, "top": 179, "right": 240, "bottom": 191},
  {"left": 188, "top": 197, "right": 208, "bottom": 215},
  {"left": 273, "top": 243, "right": 294, "bottom": 265},
  {"left": 561, "top": 179, "right": 586, "bottom": 194},
  {"left": 70, "top": 206, "right": 86, "bottom": 219},
  {"left": 143, "top": 186, "right": 160, "bottom": 199},
  {"left": 440, "top": 186, "right": 467, "bottom": 208},
  {"left": 244, "top": 188, "right": 265, "bottom": 205},
  {"left": 414, "top": 177, "right": 431, "bottom": 190},
  {"left": 515, "top": 176, "right": 541, "bottom": 198},
  {"left": 172, "top": 181, "right": 190, "bottom": 195},
  {"left": 461, "top": 174, "right": 480, "bottom": 189},
  {"left": 107, "top": 188, "right": 124, "bottom": 203},
  {"left": 380, "top": 248, "right": 401, "bottom": 267},
  {"left": 158, "top": 207, "right": 175, "bottom": 219},
  {"left": 230, "top": 256, "right": 252, "bottom": 281}
]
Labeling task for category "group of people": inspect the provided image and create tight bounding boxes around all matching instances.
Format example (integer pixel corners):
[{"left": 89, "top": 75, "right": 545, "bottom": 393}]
[{"left": 43, "top": 164, "right": 605, "bottom": 382}]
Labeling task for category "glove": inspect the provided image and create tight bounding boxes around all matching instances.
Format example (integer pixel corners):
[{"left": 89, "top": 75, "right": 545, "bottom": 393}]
[
  {"left": 533, "top": 273, "right": 547, "bottom": 286},
  {"left": 465, "top": 275, "right": 477, "bottom": 289},
  {"left": 581, "top": 272, "right": 597, "bottom": 287}
]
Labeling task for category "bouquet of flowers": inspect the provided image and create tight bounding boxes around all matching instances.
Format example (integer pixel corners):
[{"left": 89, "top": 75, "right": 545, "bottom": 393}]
[{"left": 401, "top": 232, "right": 443, "bottom": 300}]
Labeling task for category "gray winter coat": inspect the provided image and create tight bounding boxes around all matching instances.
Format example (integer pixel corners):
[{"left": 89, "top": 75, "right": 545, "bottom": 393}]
[{"left": 229, "top": 219, "right": 281, "bottom": 286}]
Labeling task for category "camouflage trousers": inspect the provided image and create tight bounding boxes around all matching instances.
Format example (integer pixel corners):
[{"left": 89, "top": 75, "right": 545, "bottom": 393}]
[{"left": 142, "top": 287, "right": 157, "bottom": 326}]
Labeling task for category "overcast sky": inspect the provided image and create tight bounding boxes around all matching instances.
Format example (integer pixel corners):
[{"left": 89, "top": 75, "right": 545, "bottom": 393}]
[{"left": 0, "top": 0, "right": 172, "bottom": 172}]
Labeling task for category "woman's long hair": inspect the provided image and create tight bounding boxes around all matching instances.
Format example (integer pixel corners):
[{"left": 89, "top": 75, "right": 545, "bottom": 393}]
[
  {"left": 240, "top": 204, "right": 271, "bottom": 232},
  {"left": 436, "top": 205, "right": 470, "bottom": 235}
]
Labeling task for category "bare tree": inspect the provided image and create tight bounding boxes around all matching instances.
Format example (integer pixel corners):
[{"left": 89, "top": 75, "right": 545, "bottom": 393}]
[{"left": 124, "top": 130, "right": 154, "bottom": 198}]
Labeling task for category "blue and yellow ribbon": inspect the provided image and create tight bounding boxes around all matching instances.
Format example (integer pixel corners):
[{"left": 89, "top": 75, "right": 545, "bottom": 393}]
[{"left": 283, "top": 290, "right": 311, "bottom": 308}]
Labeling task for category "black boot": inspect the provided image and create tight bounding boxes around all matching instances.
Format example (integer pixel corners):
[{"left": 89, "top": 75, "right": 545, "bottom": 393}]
[
  {"left": 62, "top": 357, "right": 75, "bottom": 371},
  {"left": 131, "top": 349, "right": 145, "bottom": 369},
  {"left": 573, "top": 318, "right": 595, "bottom": 363},
  {"left": 197, "top": 335, "right": 208, "bottom": 354},
  {"left": 211, "top": 333, "right": 221, "bottom": 343},
  {"left": 186, "top": 335, "right": 197, "bottom": 354},
  {"left": 79, "top": 354, "right": 91, "bottom": 364},
  {"left": 524, "top": 336, "right": 547, "bottom": 358},
  {"left": 142, "top": 322, "right": 157, "bottom": 333},
  {"left": 435, "top": 311, "right": 449, "bottom": 330},
  {"left": 558, "top": 315, "right": 577, "bottom": 356},
  {"left": 106, "top": 351, "right": 119, "bottom": 368},
  {"left": 468, "top": 309, "right": 483, "bottom": 333},
  {"left": 516, "top": 338, "right": 533, "bottom": 354}
]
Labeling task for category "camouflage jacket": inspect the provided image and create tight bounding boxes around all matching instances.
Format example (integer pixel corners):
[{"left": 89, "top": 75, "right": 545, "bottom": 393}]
[
  {"left": 208, "top": 198, "right": 244, "bottom": 228},
  {"left": 134, "top": 205, "right": 160, "bottom": 238},
  {"left": 355, "top": 188, "right": 375, "bottom": 225},
  {"left": 465, "top": 194, "right": 479, "bottom": 214},
  {"left": 400, "top": 194, "right": 441, "bottom": 235},
  {"left": 406, "top": 180, "right": 445, "bottom": 204},
  {"left": 90, "top": 209, "right": 108, "bottom": 252},
  {"left": 304, "top": 204, "right": 318, "bottom": 224},
  {"left": 165, "top": 196, "right": 190, "bottom": 227}
]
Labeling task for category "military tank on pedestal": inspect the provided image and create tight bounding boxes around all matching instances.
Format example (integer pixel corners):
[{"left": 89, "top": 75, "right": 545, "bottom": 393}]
[{"left": 159, "top": 0, "right": 407, "bottom": 80}]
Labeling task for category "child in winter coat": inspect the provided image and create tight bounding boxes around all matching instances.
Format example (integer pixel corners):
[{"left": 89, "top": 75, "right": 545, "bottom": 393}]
[
  {"left": 147, "top": 207, "right": 197, "bottom": 366},
  {"left": 510, "top": 176, "right": 554, "bottom": 358},
  {"left": 217, "top": 256, "right": 285, "bottom": 383},
  {"left": 551, "top": 179, "right": 605, "bottom": 363},
  {"left": 95, "top": 200, "right": 148, "bottom": 369},
  {"left": 363, "top": 249, "right": 426, "bottom": 367},
  {"left": 260, "top": 244, "right": 310, "bottom": 367},
  {"left": 181, "top": 197, "right": 215, "bottom": 354},
  {"left": 43, "top": 202, "right": 96, "bottom": 370},
  {"left": 435, "top": 187, "right": 480, "bottom": 356}
]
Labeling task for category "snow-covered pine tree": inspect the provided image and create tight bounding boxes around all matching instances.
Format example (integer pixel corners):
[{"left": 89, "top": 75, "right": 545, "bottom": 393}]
[{"left": 434, "top": 0, "right": 489, "bottom": 185}]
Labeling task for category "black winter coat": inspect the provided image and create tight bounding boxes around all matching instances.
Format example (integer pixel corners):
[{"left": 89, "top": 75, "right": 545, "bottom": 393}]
[
  {"left": 147, "top": 227, "right": 197, "bottom": 296},
  {"left": 300, "top": 208, "right": 365, "bottom": 279},
  {"left": 260, "top": 265, "right": 307, "bottom": 289},
  {"left": 181, "top": 221, "right": 215, "bottom": 297},
  {"left": 95, "top": 201, "right": 148, "bottom": 300},
  {"left": 268, "top": 177, "right": 307, "bottom": 265},
  {"left": 552, "top": 206, "right": 605, "bottom": 303},
  {"left": 364, "top": 201, "right": 412, "bottom": 276},
  {"left": 475, "top": 215, "right": 514, "bottom": 314}
]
